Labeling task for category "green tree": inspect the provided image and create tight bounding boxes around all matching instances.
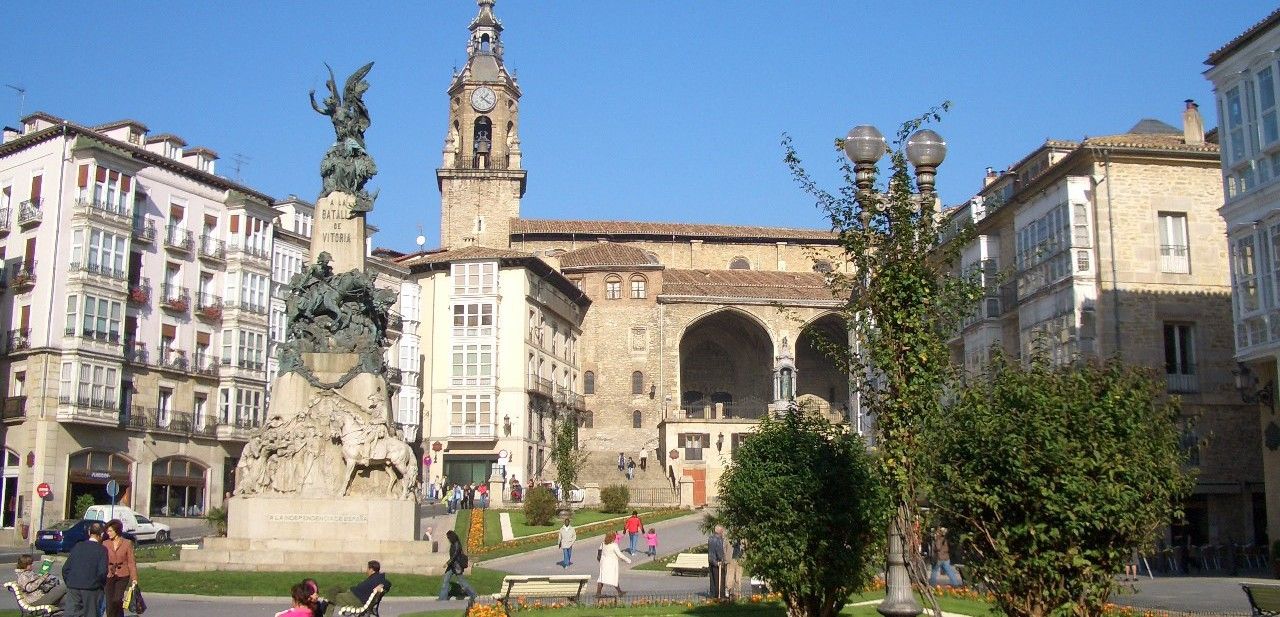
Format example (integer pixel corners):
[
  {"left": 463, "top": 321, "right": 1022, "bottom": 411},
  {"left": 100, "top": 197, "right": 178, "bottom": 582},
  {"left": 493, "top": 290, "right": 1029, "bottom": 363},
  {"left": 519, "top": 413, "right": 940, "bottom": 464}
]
[
  {"left": 600, "top": 485, "right": 630, "bottom": 513},
  {"left": 717, "top": 409, "right": 887, "bottom": 617},
  {"left": 523, "top": 486, "right": 557, "bottom": 527},
  {"left": 550, "top": 408, "right": 588, "bottom": 504},
  {"left": 922, "top": 352, "right": 1194, "bottom": 617},
  {"left": 74, "top": 494, "right": 96, "bottom": 518},
  {"left": 784, "top": 105, "right": 980, "bottom": 614}
]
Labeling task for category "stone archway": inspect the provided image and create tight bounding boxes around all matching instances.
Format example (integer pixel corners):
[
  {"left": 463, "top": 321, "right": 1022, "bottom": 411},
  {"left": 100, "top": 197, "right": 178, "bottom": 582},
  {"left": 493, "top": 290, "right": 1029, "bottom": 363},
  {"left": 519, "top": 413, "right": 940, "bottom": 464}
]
[
  {"left": 679, "top": 310, "right": 773, "bottom": 419},
  {"left": 797, "top": 314, "right": 851, "bottom": 419}
]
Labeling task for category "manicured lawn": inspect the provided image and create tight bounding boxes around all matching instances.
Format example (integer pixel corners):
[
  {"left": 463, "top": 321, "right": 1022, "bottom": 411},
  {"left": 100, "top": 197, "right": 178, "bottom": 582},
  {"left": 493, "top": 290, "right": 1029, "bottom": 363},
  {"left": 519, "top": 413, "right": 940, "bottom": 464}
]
[
  {"left": 488, "top": 508, "right": 632, "bottom": 539},
  {"left": 633, "top": 544, "right": 707, "bottom": 572},
  {"left": 135, "top": 543, "right": 182, "bottom": 562},
  {"left": 136, "top": 566, "right": 507, "bottom": 597},
  {"left": 401, "top": 592, "right": 991, "bottom": 617},
  {"left": 462, "top": 509, "right": 692, "bottom": 562}
]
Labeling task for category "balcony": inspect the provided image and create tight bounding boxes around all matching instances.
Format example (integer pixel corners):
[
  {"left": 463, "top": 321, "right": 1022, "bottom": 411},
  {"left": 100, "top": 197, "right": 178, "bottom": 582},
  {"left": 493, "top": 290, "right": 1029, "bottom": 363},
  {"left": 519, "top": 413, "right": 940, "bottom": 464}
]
[
  {"left": 192, "top": 354, "right": 220, "bottom": 378},
  {"left": 17, "top": 199, "right": 41, "bottom": 226},
  {"left": 526, "top": 374, "right": 554, "bottom": 397},
  {"left": 56, "top": 394, "right": 120, "bottom": 427},
  {"left": 236, "top": 357, "right": 265, "bottom": 372},
  {"left": 77, "top": 329, "right": 121, "bottom": 345},
  {"left": 160, "top": 285, "right": 190, "bottom": 313},
  {"left": 68, "top": 260, "right": 127, "bottom": 282},
  {"left": 164, "top": 225, "right": 193, "bottom": 253},
  {"left": 8, "top": 261, "right": 36, "bottom": 291},
  {"left": 124, "top": 341, "right": 148, "bottom": 365},
  {"left": 199, "top": 236, "right": 226, "bottom": 262},
  {"left": 155, "top": 348, "right": 190, "bottom": 373},
  {"left": 554, "top": 386, "right": 586, "bottom": 411},
  {"left": 73, "top": 197, "right": 132, "bottom": 228},
  {"left": 679, "top": 399, "right": 771, "bottom": 421},
  {"left": 124, "top": 407, "right": 216, "bottom": 439},
  {"left": 216, "top": 417, "right": 257, "bottom": 442},
  {"left": 386, "top": 367, "right": 403, "bottom": 384},
  {"left": 1167, "top": 365, "right": 1199, "bottom": 394},
  {"left": 133, "top": 221, "right": 158, "bottom": 245},
  {"left": 228, "top": 242, "right": 270, "bottom": 264},
  {"left": 3, "top": 396, "right": 26, "bottom": 422},
  {"left": 237, "top": 301, "right": 268, "bottom": 315},
  {"left": 1160, "top": 244, "right": 1191, "bottom": 275},
  {"left": 195, "top": 294, "right": 223, "bottom": 322},
  {"left": 388, "top": 313, "right": 404, "bottom": 332},
  {"left": 0, "top": 207, "right": 9, "bottom": 235},
  {"left": 5, "top": 329, "right": 30, "bottom": 354},
  {"left": 128, "top": 279, "right": 151, "bottom": 306}
]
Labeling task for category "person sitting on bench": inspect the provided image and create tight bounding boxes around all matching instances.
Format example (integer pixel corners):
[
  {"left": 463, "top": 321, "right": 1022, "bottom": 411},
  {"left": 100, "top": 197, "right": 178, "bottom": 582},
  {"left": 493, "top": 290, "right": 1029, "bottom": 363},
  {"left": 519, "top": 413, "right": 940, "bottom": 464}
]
[
  {"left": 15, "top": 554, "right": 66, "bottom": 608},
  {"left": 326, "top": 561, "right": 390, "bottom": 614}
]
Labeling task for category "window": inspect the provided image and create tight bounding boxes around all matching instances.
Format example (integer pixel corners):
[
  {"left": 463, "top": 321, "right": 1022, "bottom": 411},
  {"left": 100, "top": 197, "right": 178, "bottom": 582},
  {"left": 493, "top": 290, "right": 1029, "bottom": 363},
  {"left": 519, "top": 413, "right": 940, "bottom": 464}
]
[
  {"left": 452, "top": 262, "right": 496, "bottom": 295},
  {"left": 631, "top": 371, "right": 644, "bottom": 395},
  {"left": 729, "top": 257, "right": 751, "bottom": 270},
  {"left": 71, "top": 362, "right": 118, "bottom": 409},
  {"left": 1158, "top": 213, "right": 1190, "bottom": 274},
  {"left": 193, "top": 394, "right": 207, "bottom": 429},
  {"left": 70, "top": 228, "right": 127, "bottom": 278},
  {"left": 1261, "top": 67, "right": 1279, "bottom": 147},
  {"left": 449, "top": 393, "right": 493, "bottom": 437},
  {"left": 237, "top": 331, "right": 266, "bottom": 370},
  {"left": 632, "top": 409, "right": 642, "bottom": 428},
  {"left": 682, "top": 433, "right": 707, "bottom": 461},
  {"left": 452, "top": 302, "right": 495, "bottom": 337},
  {"left": 240, "top": 272, "right": 268, "bottom": 312},
  {"left": 219, "top": 388, "right": 231, "bottom": 423},
  {"left": 584, "top": 371, "right": 595, "bottom": 395},
  {"left": 630, "top": 275, "right": 646, "bottom": 299},
  {"left": 59, "top": 362, "right": 74, "bottom": 402},
  {"left": 451, "top": 343, "right": 494, "bottom": 386},
  {"left": 150, "top": 458, "right": 206, "bottom": 517},
  {"left": 77, "top": 165, "right": 133, "bottom": 213},
  {"left": 221, "top": 329, "right": 233, "bottom": 365},
  {"left": 158, "top": 388, "right": 173, "bottom": 428},
  {"left": 1234, "top": 236, "right": 1260, "bottom": 314},
  {"left": 69, "top": 294, "right": 122, "bottom": 341},
  {"left": 235, "top": 388, "right": 263, "bottom": 425},
  {"left": 605, "top": 275, "right": 621, "bottom": 300},
  {"left": 1164, "top": 323, "right": 1197, "bottom": 393},
  {"left": 1226, "top": 85, "right": 1249, "bottom": 164}
]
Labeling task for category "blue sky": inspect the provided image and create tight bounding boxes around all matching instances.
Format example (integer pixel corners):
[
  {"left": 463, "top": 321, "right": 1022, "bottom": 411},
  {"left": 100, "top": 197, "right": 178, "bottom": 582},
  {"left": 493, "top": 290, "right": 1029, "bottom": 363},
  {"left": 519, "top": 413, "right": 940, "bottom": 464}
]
[{"left": 0, "top": 1, "right": 1267, "bottom": 251}]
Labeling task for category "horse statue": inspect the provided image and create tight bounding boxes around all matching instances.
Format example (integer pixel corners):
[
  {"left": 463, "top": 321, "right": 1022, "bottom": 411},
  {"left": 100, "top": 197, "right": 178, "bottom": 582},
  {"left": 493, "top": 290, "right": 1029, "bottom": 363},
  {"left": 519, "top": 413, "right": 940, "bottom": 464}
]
[{"left": 314, "top": 393, "right": 418, "bottom": 499}]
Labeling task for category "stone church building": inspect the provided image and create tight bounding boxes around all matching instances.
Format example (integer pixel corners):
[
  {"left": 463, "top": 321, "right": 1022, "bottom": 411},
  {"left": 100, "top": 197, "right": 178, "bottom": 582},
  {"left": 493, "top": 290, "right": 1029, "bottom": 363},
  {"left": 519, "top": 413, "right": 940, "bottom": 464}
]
[{"left": 396, "top": 0, "right": 852, "bottom": 504}]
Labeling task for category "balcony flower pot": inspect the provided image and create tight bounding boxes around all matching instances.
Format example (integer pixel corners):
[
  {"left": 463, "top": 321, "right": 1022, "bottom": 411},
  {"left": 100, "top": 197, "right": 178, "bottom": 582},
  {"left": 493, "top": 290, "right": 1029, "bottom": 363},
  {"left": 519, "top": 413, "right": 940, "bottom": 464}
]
[
  {"left": 129, "top": 287, "right": 150, "bottom": 304},
  {"left": 167, "top": 298, "right": 189, "bottom": 313},
  {"left": 12, "top": 273, "right": 32, "bottom": 287},
  {"left": 200, "top": 305, "right": 222, "bottom": 321}
]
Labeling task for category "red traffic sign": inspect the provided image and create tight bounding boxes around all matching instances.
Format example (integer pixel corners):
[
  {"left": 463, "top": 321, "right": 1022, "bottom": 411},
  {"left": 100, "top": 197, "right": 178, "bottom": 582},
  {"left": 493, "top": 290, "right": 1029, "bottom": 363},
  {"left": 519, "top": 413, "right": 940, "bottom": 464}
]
[{"left": 35, "top": 483, "right": 51, "bottom": 498}]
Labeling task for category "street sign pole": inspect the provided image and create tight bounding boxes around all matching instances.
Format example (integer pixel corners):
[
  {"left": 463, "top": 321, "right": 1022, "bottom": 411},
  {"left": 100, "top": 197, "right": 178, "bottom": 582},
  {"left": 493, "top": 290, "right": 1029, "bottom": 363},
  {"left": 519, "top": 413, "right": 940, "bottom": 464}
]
[{"left": 105, "top": 480, "right": 120, "bottom": 522}]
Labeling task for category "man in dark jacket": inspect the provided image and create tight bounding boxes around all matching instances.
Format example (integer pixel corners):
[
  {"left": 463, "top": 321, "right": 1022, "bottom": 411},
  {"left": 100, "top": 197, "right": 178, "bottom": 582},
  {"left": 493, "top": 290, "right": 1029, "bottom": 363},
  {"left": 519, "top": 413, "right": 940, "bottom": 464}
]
[
  {"left": 62, "top": 521, "right": 108, "bottom": 617},
  {"left": 326, "top": 560, "right": 391, "bottom": 615},
  {"left": 707, "top": 525, "right": 726, "bottom": 600}
]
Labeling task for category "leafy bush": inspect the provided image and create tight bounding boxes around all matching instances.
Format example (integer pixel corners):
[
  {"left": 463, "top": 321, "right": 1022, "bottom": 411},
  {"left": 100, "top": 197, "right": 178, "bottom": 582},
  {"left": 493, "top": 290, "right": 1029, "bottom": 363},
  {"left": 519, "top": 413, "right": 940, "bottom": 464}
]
[
  {"left": 523, "top": 487, "right": 557, "bottom": 527},
  {"left": 205, "top": 506, "right": 228, "bottom": 537},
  {"left": 73, "top": 494, "right": 96, "bottom": 518},
  {"left": 600, "top": 485, "right": 630, "bottom": 513}
]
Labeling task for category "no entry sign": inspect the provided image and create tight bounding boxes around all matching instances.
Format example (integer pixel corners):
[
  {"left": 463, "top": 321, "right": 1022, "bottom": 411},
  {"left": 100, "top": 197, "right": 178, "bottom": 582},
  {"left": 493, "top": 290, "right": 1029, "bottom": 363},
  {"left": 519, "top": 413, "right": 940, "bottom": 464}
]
[{"left": 35, "top": 483, "right": 50, "bottom": 499}]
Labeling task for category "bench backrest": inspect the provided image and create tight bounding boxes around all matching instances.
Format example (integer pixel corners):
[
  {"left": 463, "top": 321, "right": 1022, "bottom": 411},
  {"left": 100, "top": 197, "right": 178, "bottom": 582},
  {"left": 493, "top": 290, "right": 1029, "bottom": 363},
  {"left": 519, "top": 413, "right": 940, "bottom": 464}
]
[
  {"left": 1244, "top": 583, "right": 1280, "bottom": 611},
  {"left": 500, "top": 576, "right": 589, "bottom": 598},
  {"left": 672, "top": 554, "right": 709, "bottom": 567},
  {"left": 5, "top": 581, "right": 43, "bottom": 611}
]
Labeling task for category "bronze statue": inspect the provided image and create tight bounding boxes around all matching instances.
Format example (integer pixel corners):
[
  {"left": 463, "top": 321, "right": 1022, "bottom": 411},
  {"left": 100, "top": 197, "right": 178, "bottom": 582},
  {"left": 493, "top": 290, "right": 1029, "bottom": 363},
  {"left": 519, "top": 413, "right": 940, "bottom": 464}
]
[{"left": 310, "top": 62, "right": 377, "bottom": 212}]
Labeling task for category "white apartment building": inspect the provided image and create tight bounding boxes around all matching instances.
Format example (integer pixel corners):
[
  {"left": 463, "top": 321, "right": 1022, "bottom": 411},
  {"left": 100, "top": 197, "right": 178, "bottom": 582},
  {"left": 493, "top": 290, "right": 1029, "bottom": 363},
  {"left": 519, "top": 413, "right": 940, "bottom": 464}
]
[
  {"left": 398, "top": 246, "right": 589, "bottom": 488},
  {"left": 1206, "top": 7, "right": 1280, "bottom": 545},
  {"left": 0, "top": 112, "right": 280, "bottom": 542}
]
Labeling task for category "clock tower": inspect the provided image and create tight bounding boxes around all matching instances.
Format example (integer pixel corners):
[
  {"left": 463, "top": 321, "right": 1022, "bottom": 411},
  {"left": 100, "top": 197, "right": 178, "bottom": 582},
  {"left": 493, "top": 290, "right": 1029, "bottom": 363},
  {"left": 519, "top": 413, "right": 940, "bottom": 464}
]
[{"left": 437, "top": 0, "right": 526, "bottom": 249}]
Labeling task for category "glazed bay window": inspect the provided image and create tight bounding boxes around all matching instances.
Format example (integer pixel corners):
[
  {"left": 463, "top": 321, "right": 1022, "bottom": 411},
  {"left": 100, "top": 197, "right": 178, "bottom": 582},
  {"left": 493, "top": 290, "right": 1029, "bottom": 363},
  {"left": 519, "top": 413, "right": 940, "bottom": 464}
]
[
  {"left": 237, "top": 330, "right": 266, "bottom": 370},
  {"left": 240, "top": 272, "right": 269, "bottom": 312},
  {"left": 452, "top": 302, "right": 494, "bottom": 337},
  {"left": 1158, "top": 213, "right": 1190, "bottom": 274},
  {"left": 71, "top": 228, "right": 127, "bottom": 278},
  {"left": 75, "top": 363, "right": 118, "bottom": 410},
  {"left": 451, "top": 343, "right": 494, "bottom": 386},
  {"left": 452, "top": 261, "right": 496, "bottom": 295},
  {"left": 65, "top": 294, "right": 122, "bottom": 341},
  {"left": 1261, "top": 66, "right": 1279, "bottom": 148},
  {"left": 449, "top": 393, "right": 493, "bottom": 437},
  {"left": 76, "top": 164, "right": 134, "bottom": 214},
  {"left": 1234, "top": 236, "right": 1261, "bottom": 314},
  {"left": 236, "top": 388, "right": 263, "bottom": 425}
]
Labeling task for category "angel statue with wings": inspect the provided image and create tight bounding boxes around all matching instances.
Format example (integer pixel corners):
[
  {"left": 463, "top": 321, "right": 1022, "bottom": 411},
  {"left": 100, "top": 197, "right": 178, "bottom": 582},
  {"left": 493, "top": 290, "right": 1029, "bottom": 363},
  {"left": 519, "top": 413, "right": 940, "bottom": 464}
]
[{"left": 310, "top": 61, "right": 378, "bottom": 212}]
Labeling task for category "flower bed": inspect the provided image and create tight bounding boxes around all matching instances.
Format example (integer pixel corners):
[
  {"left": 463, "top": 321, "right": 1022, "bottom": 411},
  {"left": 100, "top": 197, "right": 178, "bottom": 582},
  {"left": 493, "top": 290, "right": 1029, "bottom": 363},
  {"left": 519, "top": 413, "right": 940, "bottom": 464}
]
[{"left": 467, "top": 508, "right": 486, "bottom": 555}]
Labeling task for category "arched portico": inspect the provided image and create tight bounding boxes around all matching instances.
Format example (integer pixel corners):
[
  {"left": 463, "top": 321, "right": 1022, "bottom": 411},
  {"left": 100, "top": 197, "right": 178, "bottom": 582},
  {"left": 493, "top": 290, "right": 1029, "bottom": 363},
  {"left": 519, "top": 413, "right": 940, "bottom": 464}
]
[
  {"left": 678, "top": 309, "right": 774, "bottom": 419},
  {"left": 797, "top": 313, "right": 852, "bottom": 418}
]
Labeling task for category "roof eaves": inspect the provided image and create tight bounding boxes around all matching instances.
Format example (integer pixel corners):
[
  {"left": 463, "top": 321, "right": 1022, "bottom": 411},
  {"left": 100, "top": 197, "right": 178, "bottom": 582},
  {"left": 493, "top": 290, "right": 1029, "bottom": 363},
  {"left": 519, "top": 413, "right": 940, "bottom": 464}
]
[{"left": 1206, "top": 8, "right": 1280, "bottom": 66}]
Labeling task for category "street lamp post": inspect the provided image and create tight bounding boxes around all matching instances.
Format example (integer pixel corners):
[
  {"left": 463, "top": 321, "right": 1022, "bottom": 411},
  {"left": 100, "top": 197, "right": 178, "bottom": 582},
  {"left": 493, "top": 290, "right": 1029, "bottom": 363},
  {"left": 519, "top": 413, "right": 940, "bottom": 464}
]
[{"left": 843, "top": 124, "right": 947, "bottom": 617}]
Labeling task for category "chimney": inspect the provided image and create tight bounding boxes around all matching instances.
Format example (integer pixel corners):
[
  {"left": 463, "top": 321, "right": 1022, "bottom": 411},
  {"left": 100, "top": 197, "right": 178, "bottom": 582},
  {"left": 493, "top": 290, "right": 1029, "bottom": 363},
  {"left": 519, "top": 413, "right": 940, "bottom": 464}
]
[
  {"left": 1, "top": 126, "right": 18, "bottom": 143},
  {"left": 983, "top": 166, "right": 998, "bottom": 187},
  {"left": 1183, "top": 99, "right": 1204, "bottom": 146}
]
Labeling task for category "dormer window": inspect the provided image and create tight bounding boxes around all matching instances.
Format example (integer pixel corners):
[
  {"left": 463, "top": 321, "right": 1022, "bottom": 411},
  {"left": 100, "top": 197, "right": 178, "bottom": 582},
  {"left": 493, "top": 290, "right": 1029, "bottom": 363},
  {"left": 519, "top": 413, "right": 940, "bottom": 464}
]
[{"left": 165, "top": 143, "right": 182, "bottom": 159}]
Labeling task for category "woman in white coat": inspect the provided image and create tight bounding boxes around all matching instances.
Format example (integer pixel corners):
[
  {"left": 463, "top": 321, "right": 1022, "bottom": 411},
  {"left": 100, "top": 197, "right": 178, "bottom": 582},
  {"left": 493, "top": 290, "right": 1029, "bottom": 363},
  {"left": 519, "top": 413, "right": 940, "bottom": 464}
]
[{"left": 596, "top": 532, "right": 631, "bottom": 597}]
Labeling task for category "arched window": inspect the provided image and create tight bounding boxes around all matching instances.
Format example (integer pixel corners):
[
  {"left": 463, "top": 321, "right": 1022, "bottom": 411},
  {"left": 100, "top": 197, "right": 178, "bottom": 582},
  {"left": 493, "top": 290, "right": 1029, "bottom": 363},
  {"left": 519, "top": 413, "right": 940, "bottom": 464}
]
[
  {"left": 630, "top": 275, "right": 647, "bottom": 299},
  {"left": 479, "top": 33, "right": 491, "bottom": 53},
  {"left": 729, "top": 257, "right": 751, "bottom": 270},
  {"left": 632, "top": 410, "right": 643, "bottom": 428},
  {"left": 67, "top": 450, "right": 133, "bottom": 518},
  {"left": 812, "top": 260, "right": 833, "bottom": 274},
  {"left": 473, "top": 116, "right": 492, "bottom": 167},
  {"left": 584, "top": 371, "right": 596, "bottom": 395},
  {"left": 604, "top": 275, "right": 622, "bottom": 300},
  {"left": 150, "top": 457, "right": 207, "bottom": 517},
  {"left": 631, "top": 371, "right": 644, "bottom": 395}
]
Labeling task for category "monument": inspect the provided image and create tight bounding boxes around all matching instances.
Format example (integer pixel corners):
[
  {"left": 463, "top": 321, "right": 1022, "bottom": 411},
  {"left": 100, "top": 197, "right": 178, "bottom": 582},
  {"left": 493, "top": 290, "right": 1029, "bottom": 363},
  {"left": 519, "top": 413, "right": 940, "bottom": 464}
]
[{"left": 179, "top": 63, "right": 432, "bottom": 572}]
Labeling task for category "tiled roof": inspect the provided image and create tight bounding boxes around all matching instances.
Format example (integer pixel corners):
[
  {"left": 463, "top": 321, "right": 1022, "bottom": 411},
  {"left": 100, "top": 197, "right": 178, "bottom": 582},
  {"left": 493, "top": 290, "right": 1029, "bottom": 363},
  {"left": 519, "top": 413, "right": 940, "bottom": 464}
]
[
  {"left": 396, "top": 245, "right": 533, "bottom": 266},
  {"left": 1080, "top": 132, "right": 1219, "bottom": 153},
  {"left": 559, "top": 243, "right": 659, "bottom": 268},
  {"left": 1206, "top": 8, "right": 1280, "bottom": 66},
  {"left": 661, "top": 269, "right": 841, "bottom": 303},
  {"left": 511, "top": 218, "right": 838, "bottom": 242}
]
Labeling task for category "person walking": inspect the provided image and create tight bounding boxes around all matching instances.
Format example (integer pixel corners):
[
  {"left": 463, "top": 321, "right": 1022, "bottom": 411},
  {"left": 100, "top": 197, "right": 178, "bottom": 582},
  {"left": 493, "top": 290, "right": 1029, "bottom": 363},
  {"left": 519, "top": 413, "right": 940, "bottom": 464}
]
[
  {"left": 61, "top": 521, "right": 107, "bottom": 617},
  {"left": 626, "top": 458, "right": 636, "bottom": 480},
  {"left": 929, "top": 527, "right": 962, "bottom": 587},
  {"left": 638, "top": 448, "right": 648, "bottom": 471},
  {"left": 439, "top": 530, "right": 477, "bottom": 603},
  {"left": 103, "top": 519, "right": 138, "bottom": 617},
  {"left": 617, "top": 452, "right": 626, "bottom": 473},
  {"left": 596, "top": 533, "right": 631, "bottom": 597},
  {"left": 624, "top": 511, "right": 644, "bottom": 555},
  {"left": 645, "top": 528, "right": 658, "bottom": 557},
  {"left": 707, "top": 525, "right": 726, "bottom": 600},
  {"left": 557, "top": 518, "right": 576, "bottom": 568}
]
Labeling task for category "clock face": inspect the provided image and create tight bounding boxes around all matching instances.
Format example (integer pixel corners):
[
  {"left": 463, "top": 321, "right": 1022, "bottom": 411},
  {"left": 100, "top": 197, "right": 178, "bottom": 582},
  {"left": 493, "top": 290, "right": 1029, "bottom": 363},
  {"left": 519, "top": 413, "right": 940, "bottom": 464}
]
[{"left": 471, "top": 87, "right": 497, "bottom": 112}]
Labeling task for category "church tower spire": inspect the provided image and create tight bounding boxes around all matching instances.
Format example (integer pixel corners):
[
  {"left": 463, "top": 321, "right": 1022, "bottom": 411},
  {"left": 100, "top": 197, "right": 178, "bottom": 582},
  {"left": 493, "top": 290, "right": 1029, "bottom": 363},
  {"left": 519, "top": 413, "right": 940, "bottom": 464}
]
[{"left": 437, "top": 0, "right": 526, "bottom": 249}]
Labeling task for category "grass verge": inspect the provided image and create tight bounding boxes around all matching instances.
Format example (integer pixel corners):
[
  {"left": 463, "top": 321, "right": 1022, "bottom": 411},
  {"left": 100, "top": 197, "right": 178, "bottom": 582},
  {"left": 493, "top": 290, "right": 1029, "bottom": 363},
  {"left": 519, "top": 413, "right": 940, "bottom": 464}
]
[
  {"left": 487, "top": 508, "right": 629, "bottom": 539},
  {"left": 135, "top": 543, "right": 182, "bottom": 563},
  {"left": 136, "top": 566, "right": 507, "bottom": 597},
  {"left": 633, "top": 544, "right": 707, "bottom": 572},
  {"left": 463, "top": 509, "right": 691, "bottom": 562}
]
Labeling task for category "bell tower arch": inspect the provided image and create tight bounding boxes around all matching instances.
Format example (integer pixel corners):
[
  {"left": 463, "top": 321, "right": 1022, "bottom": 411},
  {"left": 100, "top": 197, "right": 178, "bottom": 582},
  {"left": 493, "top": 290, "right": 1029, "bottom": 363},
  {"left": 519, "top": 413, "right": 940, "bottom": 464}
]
[{"left": 437, "top": 0, "right": 526, "bottom": 249}]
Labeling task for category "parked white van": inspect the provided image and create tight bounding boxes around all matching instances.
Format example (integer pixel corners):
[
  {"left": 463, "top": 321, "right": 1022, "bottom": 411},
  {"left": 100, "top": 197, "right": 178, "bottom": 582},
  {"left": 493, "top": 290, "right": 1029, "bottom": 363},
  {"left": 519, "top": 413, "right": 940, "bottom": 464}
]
[{"left": 82, "top": 505, "right": 139, "bottom": 534}]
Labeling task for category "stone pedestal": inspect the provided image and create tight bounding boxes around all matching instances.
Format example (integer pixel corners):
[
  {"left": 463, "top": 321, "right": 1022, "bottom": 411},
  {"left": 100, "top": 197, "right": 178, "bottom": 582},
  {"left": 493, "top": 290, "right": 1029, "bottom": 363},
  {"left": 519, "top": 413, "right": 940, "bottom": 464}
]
[
  {"left": 311, "top": 192, "right": 367, "bottom": 274},
  {"left": 269, "top": 355, "right": 391, "bottom": 423}
]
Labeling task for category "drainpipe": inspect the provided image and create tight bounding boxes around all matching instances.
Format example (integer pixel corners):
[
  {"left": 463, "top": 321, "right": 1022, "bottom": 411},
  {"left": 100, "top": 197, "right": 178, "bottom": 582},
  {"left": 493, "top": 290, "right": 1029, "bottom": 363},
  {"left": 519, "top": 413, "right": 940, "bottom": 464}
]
[{"left": 1099, "top": 149, "right": 1123, "bottom": 356}]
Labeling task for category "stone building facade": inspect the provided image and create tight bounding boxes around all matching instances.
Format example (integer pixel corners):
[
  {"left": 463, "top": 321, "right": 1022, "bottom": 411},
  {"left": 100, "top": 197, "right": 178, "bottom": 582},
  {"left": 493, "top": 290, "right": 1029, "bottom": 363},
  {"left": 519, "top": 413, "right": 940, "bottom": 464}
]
[
  {"left": 940, "top": 105, "right": 1263, "bottom": 546},
  {"left": 1205, "top": 7, "right": 1280, "bottom": 547}
]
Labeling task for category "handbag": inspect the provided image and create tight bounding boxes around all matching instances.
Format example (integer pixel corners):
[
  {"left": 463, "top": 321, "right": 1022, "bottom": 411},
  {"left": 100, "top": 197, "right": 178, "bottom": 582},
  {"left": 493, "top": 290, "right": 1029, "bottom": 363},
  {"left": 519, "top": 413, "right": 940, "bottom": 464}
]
[{"left": 122, "top": 580, "right": 147, "bottom": 615}]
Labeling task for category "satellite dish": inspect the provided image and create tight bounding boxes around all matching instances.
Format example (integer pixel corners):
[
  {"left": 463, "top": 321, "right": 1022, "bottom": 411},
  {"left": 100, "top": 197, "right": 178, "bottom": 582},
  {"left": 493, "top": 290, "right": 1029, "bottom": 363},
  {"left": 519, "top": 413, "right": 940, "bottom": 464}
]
[{"left": 415, "top": 235, "right": 427, "bottom": 248}]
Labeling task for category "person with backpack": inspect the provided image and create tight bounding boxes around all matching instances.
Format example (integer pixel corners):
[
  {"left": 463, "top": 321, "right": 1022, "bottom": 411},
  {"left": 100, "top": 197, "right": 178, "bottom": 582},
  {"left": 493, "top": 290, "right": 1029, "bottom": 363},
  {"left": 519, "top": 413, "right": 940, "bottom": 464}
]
[{"left": 438, "top": 530, "right": 477, "bottom": 602}]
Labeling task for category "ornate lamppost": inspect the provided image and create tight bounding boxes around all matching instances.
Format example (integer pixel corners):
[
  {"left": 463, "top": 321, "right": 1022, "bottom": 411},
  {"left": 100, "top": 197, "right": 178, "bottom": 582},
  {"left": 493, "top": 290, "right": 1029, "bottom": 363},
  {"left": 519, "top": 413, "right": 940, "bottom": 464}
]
[{"left": 843, "top": 123, "right": 947, "bottom": 617}]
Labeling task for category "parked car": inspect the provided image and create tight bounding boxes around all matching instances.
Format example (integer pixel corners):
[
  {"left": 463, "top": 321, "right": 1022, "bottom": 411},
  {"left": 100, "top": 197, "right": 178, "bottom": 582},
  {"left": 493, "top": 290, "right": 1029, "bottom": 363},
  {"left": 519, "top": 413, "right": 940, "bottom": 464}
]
[
  {"left": 82, "top": 505, "right": 140, "bottom": 535},
  {"left": 35, "top": 517, "right": 144, "bottom": 554},
  {"left": 132, "top": 514, "right": 171, "bottom": 543}
]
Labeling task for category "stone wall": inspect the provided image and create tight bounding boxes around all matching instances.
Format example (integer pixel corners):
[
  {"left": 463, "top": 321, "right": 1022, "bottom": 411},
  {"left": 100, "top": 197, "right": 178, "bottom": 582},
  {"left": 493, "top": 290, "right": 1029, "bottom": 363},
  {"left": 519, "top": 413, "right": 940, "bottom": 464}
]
[{"left": 519, "top": 237, "right": 846, "bottom": 273}]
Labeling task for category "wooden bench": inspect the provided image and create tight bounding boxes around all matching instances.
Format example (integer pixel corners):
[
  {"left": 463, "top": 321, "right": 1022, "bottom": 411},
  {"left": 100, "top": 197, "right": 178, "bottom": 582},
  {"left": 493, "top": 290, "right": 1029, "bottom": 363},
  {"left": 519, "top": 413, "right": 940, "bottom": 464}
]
[
  {"left": 336, "top": 585, "right": 385, "bottom": 617},
  {"left": 491, "top": 575, "right": 590, "bottom": 613},
  {"left": 665, "top": 552, "right": 709, "bottom": 575},
  {"left": 1244, "top": 583, "right": 1280, "bottom": 617},
  {"left": 3, "top": 581, "right": 62, "bottom": 617}
]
